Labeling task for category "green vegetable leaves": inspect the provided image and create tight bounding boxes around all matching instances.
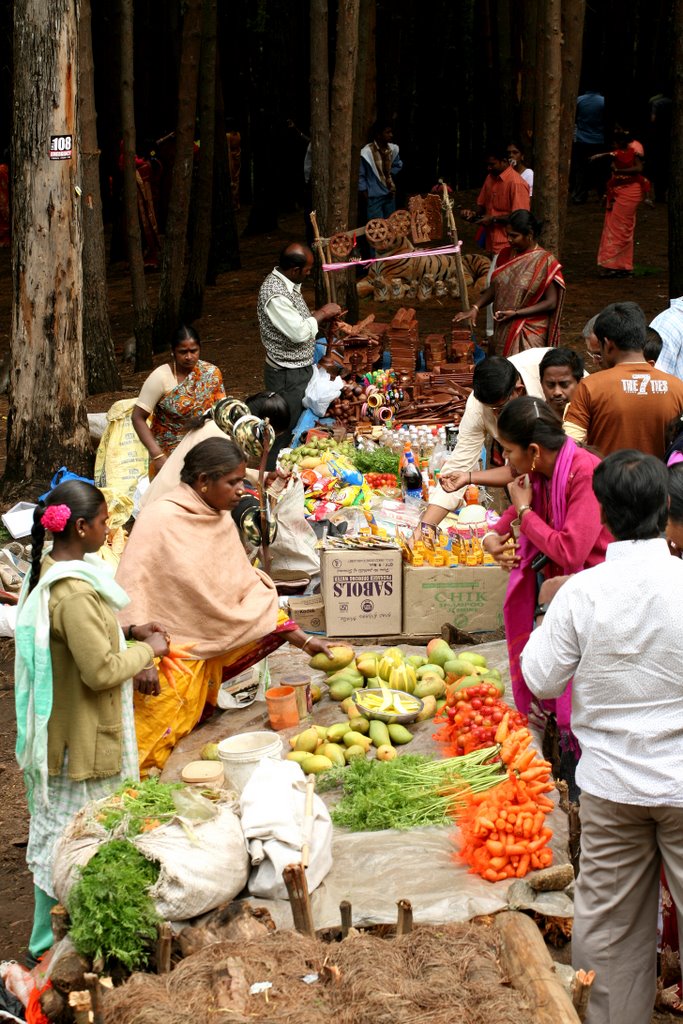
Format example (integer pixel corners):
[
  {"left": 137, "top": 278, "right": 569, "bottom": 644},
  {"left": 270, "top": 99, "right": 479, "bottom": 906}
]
[
  {"left": 68, "top": 840, "right": 160, "bottom": 971},
  {"left": 347, "top": 448, "right": 400, "bottom": 476},
  {"left": 93, "top": 777, "right": 182, "bottom": 838}
]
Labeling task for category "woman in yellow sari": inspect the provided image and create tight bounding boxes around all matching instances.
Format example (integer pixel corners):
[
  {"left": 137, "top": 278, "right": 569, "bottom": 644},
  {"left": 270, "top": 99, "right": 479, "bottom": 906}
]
[{"left": 116, "top": 437, "right": 331, "bottom": 773}]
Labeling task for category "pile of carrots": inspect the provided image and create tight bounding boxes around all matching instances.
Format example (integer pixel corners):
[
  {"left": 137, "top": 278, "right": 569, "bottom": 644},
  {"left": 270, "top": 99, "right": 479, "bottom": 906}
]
[
  {"left": 455, "top": 720, "right": 555, "bottom": 882},
  {"left": 158, "top": 642, "right": 195, "bottom": 692}
]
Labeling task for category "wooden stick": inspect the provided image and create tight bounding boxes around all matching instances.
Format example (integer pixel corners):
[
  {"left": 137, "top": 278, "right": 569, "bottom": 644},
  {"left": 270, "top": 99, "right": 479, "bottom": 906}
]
[
  {"left": 283, "top": 863, "right": 315, "bottom": 937},
  {"left": 440, "top": 180, "right": 470, "bottom": 311},
  {"left": 496, "top": 911, "right": 582, "bottom": 1024},
  {"left": 571, "top": 969, "right": 596, "bottom": 1022},
  {"left": 84, "top": 973, "right": 104, "bottom": 1024},
  {"left": 257, "top": 416, "right": 272, "bottom": 576},
  {"left": 396, "top": 898, "right": 413, "bottom": 936},
  {"left": 301, "top": 774, "right": 316, "bottom": 867},
  {"left": 324, "top": 242, "right": 337, "bottom": 303},
  {"left": 156, "top": 920, "right": 173, "bottom": 974},
  {"left": 339, "top": 900, "right": 352, "bottom": 939},
  {"left": 309, "top": 210, "right": 332, "bottom": 303}
]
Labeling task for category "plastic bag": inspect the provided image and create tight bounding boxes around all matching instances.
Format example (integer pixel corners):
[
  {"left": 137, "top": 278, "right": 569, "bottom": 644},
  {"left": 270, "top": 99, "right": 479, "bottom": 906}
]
[
  {"left": 94, "top": 399, "right": 149, "bottom": 504},
  {"left": 302, "top": 365, "right": 344, "bottom": 418}
]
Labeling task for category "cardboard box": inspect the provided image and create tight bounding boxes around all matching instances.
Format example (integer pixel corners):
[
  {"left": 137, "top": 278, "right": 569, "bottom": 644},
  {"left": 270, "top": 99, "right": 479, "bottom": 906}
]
[
  {"left": 321, "top": 547, "right": 403, "bottom": 636},
  {"left": 402, "top": 564, "right": 507, "bottom": 635},
  {"left": 287, "top": 594, "right": 326, "bottom": 634}
]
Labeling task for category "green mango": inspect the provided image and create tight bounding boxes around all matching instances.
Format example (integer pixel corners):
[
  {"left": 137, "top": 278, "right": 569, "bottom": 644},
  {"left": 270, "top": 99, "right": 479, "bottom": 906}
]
[
  {"left": 444, "top": 658, "right": 477, "bottom": 678},
  {"left": 329, "top": 680, "right": 355, "bottom": 702},
  {"left": 406, "top": 655, "right": 428, "bottom": 670},
  {"left": 368, "top": 720, "right": 391, "bottom": 748},
  {"left": 387, "top": 723, "right": 413, "bottom": 745},
  {"left": 417, "top": 663, "right": 445, "bottom": 680},
  {"left": 458, "top": 651, "right": 488, "bottom": 668}
]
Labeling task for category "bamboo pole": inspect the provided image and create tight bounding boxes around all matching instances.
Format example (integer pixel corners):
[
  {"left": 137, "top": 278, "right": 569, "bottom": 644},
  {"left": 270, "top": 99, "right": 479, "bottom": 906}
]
[
  {"left": 283, "top": 863, "right": 316, "bottom": 937},
  {"left": 440, "top": 181, "right": 470, "bottom": 311},
  {"left": 301, "top": 774, "right": 316, "bottom": 868},
  {"left": 571, "top": 969, "right": 596, "bottom": 1022},
  {"left": 84, "top": 973, "right": 104, "bottom": 1024},
  {"left": 156, "top": 921, "right": 173, "bottom": 974},
  {"left": 309, "top": 210, "right": 332, "bottom": 303},
  {"left": 496, "top": 911, "right": 582, "bottom": 1024}
]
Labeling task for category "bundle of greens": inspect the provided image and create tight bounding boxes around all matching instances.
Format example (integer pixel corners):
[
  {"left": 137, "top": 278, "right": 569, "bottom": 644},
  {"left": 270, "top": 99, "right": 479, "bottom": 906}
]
[
  {"left": 92, "top": 776, "right": 182, "bottom": 837},
  {"left": 317, "top": 749, "right": 503, "bottom": 832},
  {"left": 68, "top": 840, "right": 160, "bottom": 971},
  {"left": 345, "top": 446, "right": 400, "bottom": 476}
]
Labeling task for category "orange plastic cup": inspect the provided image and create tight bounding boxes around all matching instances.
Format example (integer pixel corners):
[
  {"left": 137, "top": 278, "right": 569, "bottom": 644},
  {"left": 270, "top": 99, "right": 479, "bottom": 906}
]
[{"left": 265, "top": 685, "right": 299, "bottom": 730}]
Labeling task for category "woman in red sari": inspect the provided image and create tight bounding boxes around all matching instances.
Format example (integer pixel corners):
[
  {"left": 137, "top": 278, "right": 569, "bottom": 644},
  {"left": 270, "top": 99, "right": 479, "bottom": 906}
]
[
  {"left": 132, "top": 324, "right": 225, "bottom": 473},
  {"left": 455, "top": 210, "right": 565, "bottom": 356},
  {"left": 595, "top": 128, "right": 650, "bottom": 278}
]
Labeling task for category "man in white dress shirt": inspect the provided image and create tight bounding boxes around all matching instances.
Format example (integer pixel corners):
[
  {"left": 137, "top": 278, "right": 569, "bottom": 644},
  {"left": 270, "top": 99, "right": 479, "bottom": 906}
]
[
  {"left": 257, "top": 243, "right": 341, "bottom": 430},
  {"left": 522, "top": 450, "right": 683, "bottom": 1024},
  {"left": 653, "top": 295, "right": 683, "bottom": 380}
]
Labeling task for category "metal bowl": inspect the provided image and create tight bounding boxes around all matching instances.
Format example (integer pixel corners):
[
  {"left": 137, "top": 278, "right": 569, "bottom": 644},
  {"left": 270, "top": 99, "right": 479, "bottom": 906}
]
[{"left": 352, "top": 687, "right": 424, "bottom": 725}]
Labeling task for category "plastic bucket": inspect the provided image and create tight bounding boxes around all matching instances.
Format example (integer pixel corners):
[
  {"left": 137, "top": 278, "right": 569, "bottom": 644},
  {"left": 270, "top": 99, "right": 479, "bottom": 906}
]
[
  {"left": 217, "top": 731, "right": 284, "bottom": 793},
  {"left": 265, "top": 685, "right": 299, "bottom": 730}
]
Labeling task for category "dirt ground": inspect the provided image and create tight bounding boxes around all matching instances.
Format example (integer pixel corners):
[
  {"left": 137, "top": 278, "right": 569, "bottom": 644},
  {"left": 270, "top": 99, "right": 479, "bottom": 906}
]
[{"left": 0, "top": 195, "right": 676, "bottom": 1019}]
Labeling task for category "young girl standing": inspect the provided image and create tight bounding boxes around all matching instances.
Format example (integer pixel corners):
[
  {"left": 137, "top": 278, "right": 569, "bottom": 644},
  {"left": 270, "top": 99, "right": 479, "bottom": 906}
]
[{"left": 15, "top": 481, "right": 169, "bottom": 959}]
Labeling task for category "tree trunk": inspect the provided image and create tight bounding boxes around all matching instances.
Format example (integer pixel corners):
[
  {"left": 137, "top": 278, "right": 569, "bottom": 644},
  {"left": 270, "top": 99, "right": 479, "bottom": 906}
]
[
  {"left": 79, "top": 0, "right": 121, "bottom": 394},
  {"left": 532, "top": 0, "right": 562, "bottom": 256},
  {"left": 7, "top": 0, "right": 91, "bottom": 485},
  {"left": 120, "top": 0, "right": 153, "bottom": 371},
  {"left": 152, "top": 0, "right": 202, "bottom": 350},
  {"left": 557, "top": 0, "right": 586, "bottom": 255},
  {"left": 328, "top": 0, "right": 360, "bottom": 313},
  {"left": 519, "top": 0, "right": 539, "bottom": 159},
  {"left": 181, "top": 0, "right": 217, "bottom": 322},
  {"left": 310, "top": 0, "right": 330, "bottom": 307},
  {"left": 207, "top": 50, "right": 240, "bottom": 283},
  {"left": 669, "top": 0, "right": 683, "bottom": 296}
]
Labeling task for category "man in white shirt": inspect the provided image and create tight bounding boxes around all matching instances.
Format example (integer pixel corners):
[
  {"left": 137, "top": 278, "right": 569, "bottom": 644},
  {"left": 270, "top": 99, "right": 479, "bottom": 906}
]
[
  {"left": 257, "top": 243, "right": 341, "bottom": 430},
  {"left": 653, "top": 295, "right": 683, "bottom": 380},
  {"left": 420, "top": 349, "right": 549, "bottom": 527},
  {"left": 521, "top": 450, "right": 683, "bottom": 1024}
]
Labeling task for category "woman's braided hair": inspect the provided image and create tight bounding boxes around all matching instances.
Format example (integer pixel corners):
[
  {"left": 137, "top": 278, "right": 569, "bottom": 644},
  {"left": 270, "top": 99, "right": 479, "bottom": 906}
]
[{"left": 28, "top": 481, "right": 106, "bottom": 594}]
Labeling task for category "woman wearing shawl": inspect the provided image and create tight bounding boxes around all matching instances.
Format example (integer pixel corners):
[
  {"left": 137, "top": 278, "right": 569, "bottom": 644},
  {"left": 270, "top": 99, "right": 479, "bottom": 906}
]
[
  {"left": 116, "top": 437, "right": 331, "bottom": 775},
  {"left": 481, "top": 397, "right": 611, "bottom": 787},
  {"left": 595, "top": 127, "right": 650, "bottom": 278},
  {"left": 132, "top": 324, "right": 225, "bottom": 471},
  {"left": 14, "top": 481, "right": 169, "bottom": 959},
  {"left": 455, "top": 210, "right": 565, "bottom": 356}
]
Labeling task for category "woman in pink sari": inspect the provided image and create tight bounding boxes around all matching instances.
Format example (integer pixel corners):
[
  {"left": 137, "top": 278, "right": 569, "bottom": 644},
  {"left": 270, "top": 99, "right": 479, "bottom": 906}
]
[
  {"left": 595, "top": 128, "right": 649, "bottom": 278},
  {"left": 456, "top": 210, "right": 565, "bottom": 356},
  {"left": 481, "top": 397, "right": 611, "bottom": 791}
]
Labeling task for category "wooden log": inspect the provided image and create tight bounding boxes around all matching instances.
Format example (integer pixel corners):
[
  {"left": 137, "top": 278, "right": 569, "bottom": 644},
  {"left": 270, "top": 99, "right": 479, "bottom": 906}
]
[
  {"left": 310, "top": 210, "right": 331, "bottom": 303},
  {"left": 340, "top": 900, "right": 352, "bottom": 939},
  {"left": 211, "top": 957, "right": 249, "bottom": 1015},
  {"left": 571, "top": 968, "right": 595, "bottom": 1022},
  {"left": 396, "top": 899, "right": 413, "bottom": 936},
  {"left": 50, "top": 903, "right": 70, "bottom": 942},
  {"left": 68, "top": 990, "right": 92, "bottom": 1024},
  {"left": 40, "top": 986, "right": 66, "bottom": 1022},
  {"left": 495, "top": 911, "right": 582, "bottom": 1024},
  {"left": 156, "top": 921, "right": 173, "bottom": 974},
  {"left": 301, "top": 774, "right": 316, "bottom": 868},
  {"left": 283, "top": 863, "right": 315, "bottom": 937},
  {"left": 528, "top": 864, "right": 575, "bottom": 892},
  {"left": 440, "top": 181, "right": 469, "bottom": 311}
]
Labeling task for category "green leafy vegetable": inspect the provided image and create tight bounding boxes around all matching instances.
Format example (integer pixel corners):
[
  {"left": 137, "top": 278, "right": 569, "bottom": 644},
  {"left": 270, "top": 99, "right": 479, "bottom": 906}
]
[
  {"left": 93, "top": 776, "right": 182, "bottom": 837},
  {"left": 68, "top": 840, "right": 160, "bottom": 971},
  {"left": 318, "top": 750, "right": 503, "bottom": 832},
  {"left": 347, "top": 447, "right": 400, "bottom": 475}
]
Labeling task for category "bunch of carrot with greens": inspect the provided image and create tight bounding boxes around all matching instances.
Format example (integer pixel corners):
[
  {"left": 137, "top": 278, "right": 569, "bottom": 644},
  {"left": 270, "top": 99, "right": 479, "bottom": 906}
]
[
  {"left": 455, "top": 721, "right": 555, "bottom": 882},
  {"left": 128, "top": 638, "right": 195, "bottom": 693}
]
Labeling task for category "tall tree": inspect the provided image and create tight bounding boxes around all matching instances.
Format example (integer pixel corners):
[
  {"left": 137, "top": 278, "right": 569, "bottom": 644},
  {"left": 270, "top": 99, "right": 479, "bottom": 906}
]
[
  {"left": 557, "top": 0, "right": 586, "bottom": 254},
  {"left": 310, "top": 0, "right": 330, "bottom": 306},
  {"left": 79, "top": 0, "right": 121, "bottom": 394},
  {"left": 327, "top": 0, "right": 360, "bottom": 313},
  {"left": 670, "top": 0, "right": 683, "bottom": 296},
  {"left": 152, "top": 0, "right": 202, "bottom": 350},
  {"left": 532, "top": 0, "right": 562, "bottom": 256},
  {"left": 181, "top": 0, "right": 217, "bottom": 321},
  {"left": 7, "top": 0, "right": 91, "bottom": 484},
  {"left": 207, "top": 52, "right": 240, "bottom": 283},
  {"left": 120, "top": 0, "right": 153, "bottom": 371}
]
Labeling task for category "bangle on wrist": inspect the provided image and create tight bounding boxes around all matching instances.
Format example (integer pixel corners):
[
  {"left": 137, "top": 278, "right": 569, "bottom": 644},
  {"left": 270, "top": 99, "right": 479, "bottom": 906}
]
[
  {"left": 126, "top": 624, "right": 136, "bottom": 641},
  {"left": 142, "top": 659, "right": 155, "bottom": 670},
  {"left": 518, "top": 504, "right": 532, "bottom": 519},
  {"left": 301, "top": 635, "right": 313, "bottom": 652},
  {"left": 152, "top": 453, "right": 165, "bottom": 461}
]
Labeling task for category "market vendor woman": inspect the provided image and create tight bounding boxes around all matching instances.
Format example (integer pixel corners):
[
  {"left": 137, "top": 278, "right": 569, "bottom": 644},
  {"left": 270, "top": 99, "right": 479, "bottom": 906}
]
[
  {"left": 132, "top": 325, "right": 225, "bottom": 471},
  {"left": 116, "top": 437, "right": 332, "bottom": 774},
  {"left": 15, "top": 481, "right": 169, "bottom": 959}
]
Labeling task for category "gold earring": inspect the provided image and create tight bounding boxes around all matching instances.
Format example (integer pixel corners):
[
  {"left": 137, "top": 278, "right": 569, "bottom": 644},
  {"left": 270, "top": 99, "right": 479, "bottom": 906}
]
[
  {"left": 530, "top": 455, "right": 537, "bottom": 472},
  {"left": 79, "top": 530, "right": 85, "bottom": 537},
  {"left": 201, "top": 485, "right": 208, "bottom": 493}
]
